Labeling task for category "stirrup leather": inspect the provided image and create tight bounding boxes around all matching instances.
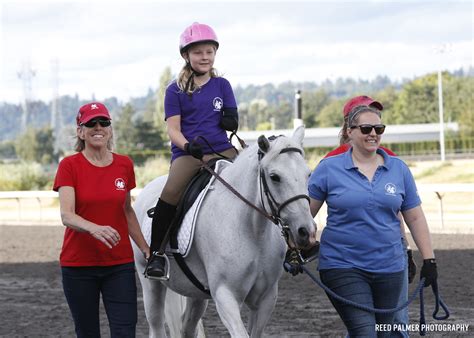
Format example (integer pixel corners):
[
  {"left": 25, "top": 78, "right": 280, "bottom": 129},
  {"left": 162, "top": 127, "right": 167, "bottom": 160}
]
[{"left": 144, "top": 253, "right": 170, "bottom": 281}]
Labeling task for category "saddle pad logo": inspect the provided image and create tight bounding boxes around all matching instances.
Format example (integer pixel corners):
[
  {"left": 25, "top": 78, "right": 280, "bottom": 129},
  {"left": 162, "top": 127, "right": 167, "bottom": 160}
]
[
  {"left": 213, "top": 97, "right": 223, "bottom": 111},
  {"left": 384, "top": 183, "right": 397, "bottom": 196},
  {"left": 115, "top": 178, "right": 126, "bottom": 191}
]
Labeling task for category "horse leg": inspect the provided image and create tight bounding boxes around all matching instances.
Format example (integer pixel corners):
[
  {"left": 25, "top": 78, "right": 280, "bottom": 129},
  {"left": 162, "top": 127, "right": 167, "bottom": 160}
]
[
  {"left": 181, "top": 298, "right": 208, "bottom": 338},
  {"left": 140, "top": 277, "right": 167, "bottom": 337},
  {"left": 247, "top": 282, "right": 279, "bottom": 338},
  {"left": 213, "top": 286, "right": 249, "bottom": 337}
]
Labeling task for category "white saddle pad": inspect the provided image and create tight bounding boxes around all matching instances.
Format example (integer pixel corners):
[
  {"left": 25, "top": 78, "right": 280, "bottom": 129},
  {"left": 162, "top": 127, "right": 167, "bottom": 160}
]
[{"left": 142, "top": 159, "right": 232, "bottom": 258}]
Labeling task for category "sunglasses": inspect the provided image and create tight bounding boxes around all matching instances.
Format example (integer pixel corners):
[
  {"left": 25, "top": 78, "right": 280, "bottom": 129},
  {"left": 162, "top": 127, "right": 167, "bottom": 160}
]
[
  {"left": 350, "top": 124, "right": 386, "bottom": 135},
  {"left": 81, "top": 118, "right": 111, "bottom": 128}
]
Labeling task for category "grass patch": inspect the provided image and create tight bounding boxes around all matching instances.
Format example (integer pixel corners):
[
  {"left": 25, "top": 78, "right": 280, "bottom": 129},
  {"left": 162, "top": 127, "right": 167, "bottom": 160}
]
[
  {"left": 414, "top": 162, "right": 453, "bottom": 180},
  {"left": 134, "top": 156, "right": 170, "bottom": 188}
]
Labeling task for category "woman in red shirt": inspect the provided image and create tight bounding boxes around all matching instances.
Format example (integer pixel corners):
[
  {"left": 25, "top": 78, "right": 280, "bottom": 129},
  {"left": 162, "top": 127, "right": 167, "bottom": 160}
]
[{"left": 53, "top": 102, "right": 149, "bottom": 337}]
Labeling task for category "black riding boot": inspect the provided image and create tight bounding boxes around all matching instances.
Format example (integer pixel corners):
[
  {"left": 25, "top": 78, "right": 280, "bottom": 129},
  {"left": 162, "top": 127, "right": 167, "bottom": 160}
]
[{"left": 145, "top": 198, "right": 177, "bottom": 279}]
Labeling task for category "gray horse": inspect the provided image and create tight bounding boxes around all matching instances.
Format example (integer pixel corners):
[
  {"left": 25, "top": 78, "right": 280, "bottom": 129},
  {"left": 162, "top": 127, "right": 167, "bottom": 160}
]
[{"left": 132, "top": 126, "right": 317, "bottom": 337}]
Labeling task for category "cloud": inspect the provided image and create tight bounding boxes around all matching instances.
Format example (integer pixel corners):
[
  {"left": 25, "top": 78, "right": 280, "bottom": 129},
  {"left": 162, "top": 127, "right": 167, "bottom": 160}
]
[{"left": 1, "top": 1, "right": 472, "bottom": 103}]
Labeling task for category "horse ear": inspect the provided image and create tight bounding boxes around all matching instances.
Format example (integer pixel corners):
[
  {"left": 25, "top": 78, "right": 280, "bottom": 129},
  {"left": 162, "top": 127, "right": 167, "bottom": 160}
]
[
  {"left": 292, "top": 125, "right": 305, "bottom": 146},
  {"left": 258, "top": 135, "right": 270, "bottom": 153}
]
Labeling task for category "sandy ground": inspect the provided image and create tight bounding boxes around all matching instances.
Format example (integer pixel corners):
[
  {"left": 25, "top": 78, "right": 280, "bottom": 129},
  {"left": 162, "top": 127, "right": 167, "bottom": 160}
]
[{"left": 1, "top": 225, "right": 473, "bottom": 337}]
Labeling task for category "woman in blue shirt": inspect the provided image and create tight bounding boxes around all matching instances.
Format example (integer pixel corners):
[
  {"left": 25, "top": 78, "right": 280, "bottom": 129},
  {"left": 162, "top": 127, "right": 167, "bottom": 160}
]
[
  {"left": 145, "top": 22, "right": 239, "bottom": 279},
  {"left": 308, "top": 102, "right": 438, "bottom": 337}
]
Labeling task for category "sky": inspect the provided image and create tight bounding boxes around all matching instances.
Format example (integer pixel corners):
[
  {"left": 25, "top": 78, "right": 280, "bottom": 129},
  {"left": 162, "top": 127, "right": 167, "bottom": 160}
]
[{"left": 0, "top": 0, "right": 472, "bottom": 105}]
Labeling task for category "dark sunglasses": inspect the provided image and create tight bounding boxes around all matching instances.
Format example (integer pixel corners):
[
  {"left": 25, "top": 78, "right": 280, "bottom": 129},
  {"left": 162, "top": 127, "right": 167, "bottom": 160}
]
[
  {"left": 81, "top": 118, "right": 111, "bottom": 128},
  {"left": 350, "top": 124, "right": 386, "bottom": 135}
]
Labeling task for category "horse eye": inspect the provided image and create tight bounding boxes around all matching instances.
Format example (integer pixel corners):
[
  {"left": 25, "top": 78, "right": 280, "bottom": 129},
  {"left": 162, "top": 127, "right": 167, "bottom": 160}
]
[{"left": 269, "top": 173, "right": 281, "bottom": 182}]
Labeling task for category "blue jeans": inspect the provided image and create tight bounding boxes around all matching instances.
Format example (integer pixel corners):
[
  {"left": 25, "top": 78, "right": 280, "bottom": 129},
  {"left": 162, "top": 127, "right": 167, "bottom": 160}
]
[
  {"left": 391, "top": 243, "right": 410, "bottom": 338},
  {"left": 320, "top": 268, "right": 404, "bottom": 338},
  {"left": 62, "top": 262, "right": 137, "bottom": 338}
]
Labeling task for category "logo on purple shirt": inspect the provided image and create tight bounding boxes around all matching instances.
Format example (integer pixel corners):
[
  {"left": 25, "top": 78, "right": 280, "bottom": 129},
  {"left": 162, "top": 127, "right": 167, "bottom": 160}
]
[{"left": 213, "top": 97, "right": 223, "bottom": 111}]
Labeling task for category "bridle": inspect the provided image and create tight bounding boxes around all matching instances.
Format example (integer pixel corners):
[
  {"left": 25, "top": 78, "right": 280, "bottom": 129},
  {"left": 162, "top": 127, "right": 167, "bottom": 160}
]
[
  {"left": 257, "top": 146, "right": 310, "bottom": 242},
  {"left": 201, "top": 141, "right": 310, "bottom": 243}
]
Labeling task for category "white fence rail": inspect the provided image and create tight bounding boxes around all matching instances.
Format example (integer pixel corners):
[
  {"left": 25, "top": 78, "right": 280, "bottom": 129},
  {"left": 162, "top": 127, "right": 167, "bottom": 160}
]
[{"left": 1, "top": 185, "right": 473, "bottom": 233}]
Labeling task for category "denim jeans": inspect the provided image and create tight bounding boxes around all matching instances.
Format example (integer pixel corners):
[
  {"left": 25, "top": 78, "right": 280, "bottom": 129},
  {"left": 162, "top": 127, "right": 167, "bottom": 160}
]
[
  {"left": 391, "top": 241, "right": 410, "bottom": 338},
  {"left": 62, "top": 262, "right": 137, "bottom": 338},
  {"left": 320, "top": 268, "right": 404, "bottom": 338}
]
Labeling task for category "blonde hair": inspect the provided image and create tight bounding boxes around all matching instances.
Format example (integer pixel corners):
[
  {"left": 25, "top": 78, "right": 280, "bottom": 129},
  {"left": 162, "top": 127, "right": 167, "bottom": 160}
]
[
  {"left": 177, "top": 45, "right": 219, "bottom": 95},
  {"left": 177, "top": 63, "right": 219, "bottom": 95},
  {"left": 74, "top": 126, "right": 114, "bottom": 152}
]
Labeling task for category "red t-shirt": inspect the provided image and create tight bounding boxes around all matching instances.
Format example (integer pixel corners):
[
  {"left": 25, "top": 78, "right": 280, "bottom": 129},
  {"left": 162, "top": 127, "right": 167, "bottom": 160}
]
[
  {"left": 324, "top": 143, "right": 396, "bottom": 158},
  {"left": 53, "top": 152, "right": 136, "bottom": 267}
]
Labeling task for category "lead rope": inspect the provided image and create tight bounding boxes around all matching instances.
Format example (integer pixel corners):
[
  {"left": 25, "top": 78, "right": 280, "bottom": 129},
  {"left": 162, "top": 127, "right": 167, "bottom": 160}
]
[{"left": 287, "top": 264, "right": 450, "bottom": 334}]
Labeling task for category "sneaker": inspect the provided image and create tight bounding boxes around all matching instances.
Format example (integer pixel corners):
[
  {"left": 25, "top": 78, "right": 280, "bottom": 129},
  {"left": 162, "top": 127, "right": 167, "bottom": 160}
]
[{"left": 144, "top": 253, "right": 169, "bottom": 280}]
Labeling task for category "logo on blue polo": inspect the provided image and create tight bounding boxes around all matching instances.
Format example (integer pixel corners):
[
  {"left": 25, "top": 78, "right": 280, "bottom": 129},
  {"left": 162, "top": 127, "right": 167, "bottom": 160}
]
[
  {"left": 385, "top": 183, "right": 397, "bottom": 196},
  {"left": 213, "top": 97, "right": 223, "bottom": 111}
]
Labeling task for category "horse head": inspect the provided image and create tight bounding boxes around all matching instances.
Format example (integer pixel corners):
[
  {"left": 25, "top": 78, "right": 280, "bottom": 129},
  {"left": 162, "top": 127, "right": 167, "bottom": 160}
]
[{"left": 256, "top": 126, "right": 317, "bottom": 249}]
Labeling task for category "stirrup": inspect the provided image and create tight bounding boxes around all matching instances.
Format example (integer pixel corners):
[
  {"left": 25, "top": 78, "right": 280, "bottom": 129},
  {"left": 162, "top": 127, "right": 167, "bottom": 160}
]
[{"left": 144, "top": 253, "right": 170, "bottom": 281}]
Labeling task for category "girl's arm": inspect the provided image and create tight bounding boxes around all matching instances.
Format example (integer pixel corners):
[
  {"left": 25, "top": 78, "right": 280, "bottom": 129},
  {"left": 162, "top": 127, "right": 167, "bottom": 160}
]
[{"left": 167, "top": 115, "right": 189, "bottom": 150}]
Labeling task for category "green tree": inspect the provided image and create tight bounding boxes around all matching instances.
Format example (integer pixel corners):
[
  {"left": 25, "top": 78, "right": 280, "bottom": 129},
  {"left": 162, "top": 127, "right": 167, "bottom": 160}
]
[
  {"left": 394, "top": 73, "right": 440, "bottom": 124},
  {"left": 444, "top": 75, "right": 474, "bottom": 139},
  {"left": 302, "top": 89, "right": 332, "bottom": 127},
  {"left": 373, "top": 86, "right": 399, "bottom": 124},
  {"left": 142, "top": 67, "right": 172, "bottom": 149},
  {"left": 115, "top": 104, "right": 138, "bottom": 152},
  {"left": 15, "top": 127, "right": 56, "bottom": 164},
  {"left": 316, "top": 100, "right": 345, "bottom": 127}
]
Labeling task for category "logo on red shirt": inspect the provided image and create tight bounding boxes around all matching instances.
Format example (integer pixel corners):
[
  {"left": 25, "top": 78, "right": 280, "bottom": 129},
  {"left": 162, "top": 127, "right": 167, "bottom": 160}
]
[{"left": 115, "top": 178, "right": 126, "bottom": 191}]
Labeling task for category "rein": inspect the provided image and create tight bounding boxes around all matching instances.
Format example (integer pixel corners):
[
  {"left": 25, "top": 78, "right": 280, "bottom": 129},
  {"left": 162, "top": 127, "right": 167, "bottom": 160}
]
[
  {"left": 201, "top": 161, "right": 277, "bottom": 224},
  {"left": 201, "top": 143, "right": 310, "bottom": 238}
]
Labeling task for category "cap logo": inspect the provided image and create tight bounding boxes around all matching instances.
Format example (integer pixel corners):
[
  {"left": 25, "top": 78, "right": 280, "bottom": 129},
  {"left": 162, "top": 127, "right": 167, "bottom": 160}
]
[{"left": 91, "top": 104, "right": 99, "bottom": 110}]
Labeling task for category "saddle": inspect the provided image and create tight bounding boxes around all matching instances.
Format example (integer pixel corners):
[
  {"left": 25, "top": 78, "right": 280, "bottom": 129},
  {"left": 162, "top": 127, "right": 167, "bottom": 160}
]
[
  {"left": 147, "top": 158, "right": 228, "bottom": 250},
  {"left": 169, "top": 158, "right": 224, "bottom": 250},
  {"left": 147, "top": 158, "right": 230, "bottom": 295}
]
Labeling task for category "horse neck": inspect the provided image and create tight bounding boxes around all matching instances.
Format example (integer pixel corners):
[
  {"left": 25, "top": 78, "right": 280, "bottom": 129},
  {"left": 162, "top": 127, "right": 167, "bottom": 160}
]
[
  {"left": 222, "top": 147, "right": 276, "bottom": 235},
  {"left": 224, "top": 147, "right": 260, "bottom": 199}
]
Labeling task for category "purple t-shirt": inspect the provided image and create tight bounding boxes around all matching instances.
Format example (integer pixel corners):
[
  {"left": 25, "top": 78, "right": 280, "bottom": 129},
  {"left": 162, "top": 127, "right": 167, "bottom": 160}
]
[{"left": 164, "top": 77, "right": 237, "bottom": 160}]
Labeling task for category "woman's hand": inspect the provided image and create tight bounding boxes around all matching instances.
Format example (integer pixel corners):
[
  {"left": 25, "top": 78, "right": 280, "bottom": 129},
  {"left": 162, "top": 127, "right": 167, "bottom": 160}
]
[{"left": 89, "top": 225, "right": 121, "bottom": 249}]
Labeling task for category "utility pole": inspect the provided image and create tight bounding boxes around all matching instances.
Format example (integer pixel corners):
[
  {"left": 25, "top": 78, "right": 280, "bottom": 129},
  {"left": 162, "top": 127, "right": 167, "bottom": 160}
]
[
  {"left": 51, "top": 59, "right": 60, "bottom": 153},
  {"left": 435, "top": 44, "right": 451, "bottom": 162},
  {"left": 17, "top": 61, "right": 36, "bottom": 132},
  {"left": 294, "top": 89, "right": 303, "bottom": 129}
]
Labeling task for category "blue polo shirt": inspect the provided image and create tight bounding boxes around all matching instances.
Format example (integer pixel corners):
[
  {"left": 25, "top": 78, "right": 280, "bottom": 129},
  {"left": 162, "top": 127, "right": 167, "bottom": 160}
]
[
  {"left": 308, "top": 148, "right": 421, "bottom": 273},
  {"left": 165, "top": 77, "right": 237, "bottom": 161}
]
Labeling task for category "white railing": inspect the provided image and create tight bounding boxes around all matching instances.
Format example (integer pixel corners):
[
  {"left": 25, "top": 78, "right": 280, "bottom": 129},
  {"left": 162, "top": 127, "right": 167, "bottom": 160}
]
[{"left": 1, "top": 185, "right": 473, "bottom": 233}]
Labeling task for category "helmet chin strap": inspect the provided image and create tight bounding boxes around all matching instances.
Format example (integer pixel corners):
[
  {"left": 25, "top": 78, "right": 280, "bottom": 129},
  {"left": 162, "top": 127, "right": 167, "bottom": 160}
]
[
  {"left": 186, "top": 60, "right": 206, "bottom": 77},
  {"left": 183, "top": 61, "right": 207, "bottom": 93}
]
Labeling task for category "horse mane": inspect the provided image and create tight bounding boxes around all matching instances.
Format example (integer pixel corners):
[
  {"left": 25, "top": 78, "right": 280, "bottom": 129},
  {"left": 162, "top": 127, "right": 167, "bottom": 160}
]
[{"left": 232, "top": 134, "right": 304, "bottom": 168}]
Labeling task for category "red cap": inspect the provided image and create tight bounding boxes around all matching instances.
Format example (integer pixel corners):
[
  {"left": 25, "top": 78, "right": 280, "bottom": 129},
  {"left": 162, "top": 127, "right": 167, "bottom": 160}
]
[
  {"left": 342, "top": 95, "right": 383, "bottom": 117},
  {"left": 76, "top": 102, "right": 111, "bottom": 125}
]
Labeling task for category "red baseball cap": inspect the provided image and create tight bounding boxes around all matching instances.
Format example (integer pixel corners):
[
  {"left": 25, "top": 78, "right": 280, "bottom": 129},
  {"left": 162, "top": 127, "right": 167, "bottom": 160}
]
[
  {"left": 342, "top": 95, "right": 383, "bottom": 117},
  {"left": 76, "top": 102, "right": 111, "bottom": 126}
]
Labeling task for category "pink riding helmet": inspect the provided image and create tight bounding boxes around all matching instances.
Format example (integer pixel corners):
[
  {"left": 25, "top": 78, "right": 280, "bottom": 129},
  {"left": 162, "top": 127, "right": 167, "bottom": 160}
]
[{"left": 179, "top": 22, "right": 219, "bottom": 54}]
